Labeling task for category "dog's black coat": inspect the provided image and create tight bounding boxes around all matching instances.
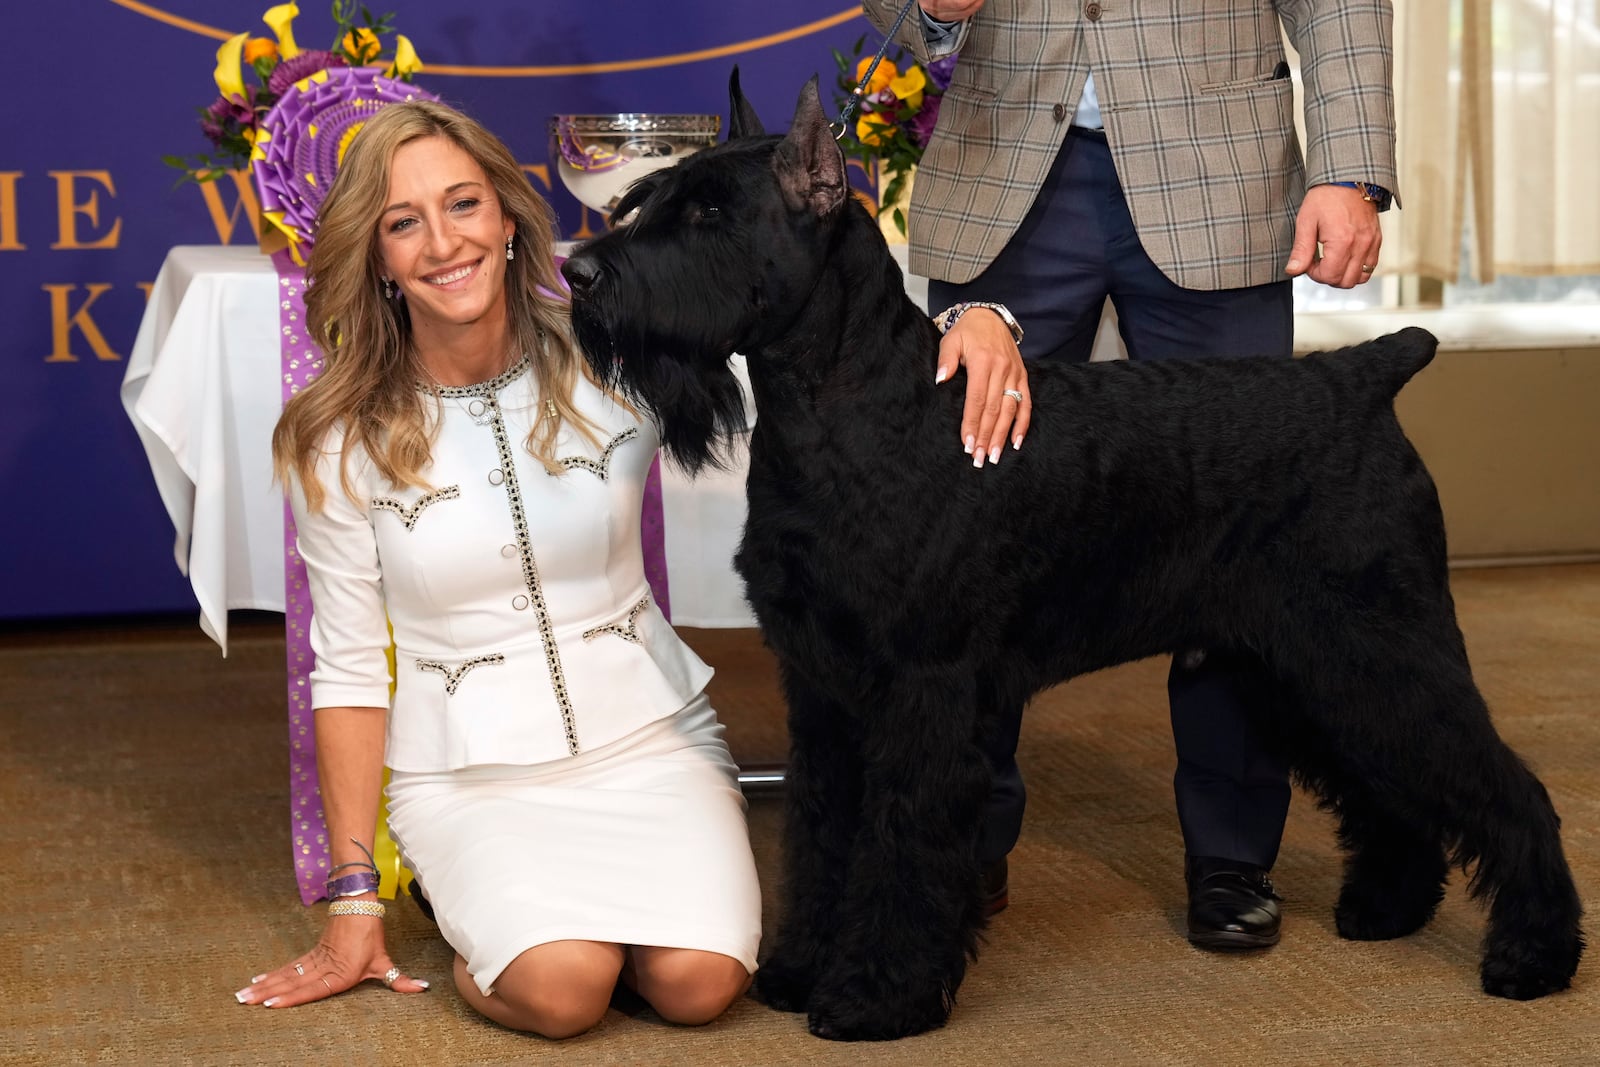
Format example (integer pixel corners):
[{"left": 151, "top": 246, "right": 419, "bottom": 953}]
[{"left": 563, "top": 73, "right": 1584, "bottom": 1041}]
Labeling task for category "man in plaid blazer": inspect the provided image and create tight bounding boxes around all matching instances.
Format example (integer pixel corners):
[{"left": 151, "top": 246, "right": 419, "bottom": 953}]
[{"left": 863, "top": 0, "right": 1398, "bottom": 950}]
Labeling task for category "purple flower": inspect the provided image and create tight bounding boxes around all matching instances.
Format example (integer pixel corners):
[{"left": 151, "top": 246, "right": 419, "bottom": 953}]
[
  {"left": 906, "top": 94, "right": 942, "bottom": 149},
  {"left": 926, "top": 53, "right": 959, "bottom": 92},
  {"left": 207, "top": 94, "right": 253, "bottom": 124},
  {"left": 200, "top": 120, "right": 227, "bottom": 147},
  {"left": 267, "top": 50, "right": 348, "bottom": 97}
]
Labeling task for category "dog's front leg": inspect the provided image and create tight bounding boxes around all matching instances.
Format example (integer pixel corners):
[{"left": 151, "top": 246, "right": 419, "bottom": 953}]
[
  {"left": 804, "top": 674, "right": 990, "bottom": 1041},
  {"left": 755, "top": 664, "right": 865, "bottom": 1014}
]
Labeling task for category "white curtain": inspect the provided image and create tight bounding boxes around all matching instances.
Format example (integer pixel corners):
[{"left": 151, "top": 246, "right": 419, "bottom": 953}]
[{"left": 1388, "top": 0, "right": 1600, "bottom": 282}]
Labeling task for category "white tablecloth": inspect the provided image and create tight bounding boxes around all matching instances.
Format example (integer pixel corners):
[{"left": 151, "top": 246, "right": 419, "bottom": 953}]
[{"left": 122, "top": 245, "right": 819, "bottom": 653}]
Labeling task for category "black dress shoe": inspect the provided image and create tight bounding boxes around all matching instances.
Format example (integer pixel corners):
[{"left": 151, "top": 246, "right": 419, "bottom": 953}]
[
  {"left": 980, "top": 857, "right": 1009, "bottom": 917},
  {"left": 1185, "top": 855, "right": 1281, "bottom": 950}
]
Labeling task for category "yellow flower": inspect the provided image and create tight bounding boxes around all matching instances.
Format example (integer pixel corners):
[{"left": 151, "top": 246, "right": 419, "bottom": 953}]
[
  {"left": 856, "top": 111, "right": 893, "bottom": 147},
  {"left": 386, "top": 35, "right": 423, "bottom": 79},
  {"left": 888, "top": 65, "right": 927, "bottom": 111},
  {"left": 213, "top": 31, "right": 249, "bottom": 102},
  {"left": 343, "top": 27, "right": 382, "bottom": 64},
  {"left": 854, "top": 57, "right": 898, "bottom": 97},
  {"left": 262, "top": 4, "right": 302, "bottom": 60},
  {"left": 242, "top": 37, "right": 279, "bottom": 65}
]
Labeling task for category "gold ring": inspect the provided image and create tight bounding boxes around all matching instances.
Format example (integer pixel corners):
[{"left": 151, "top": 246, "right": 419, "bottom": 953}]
[
  {"left": 1360, "top": 264, "right": 1375, "bottom": 272},
  {"left": 320, "top": 976, "right": 333, "bottom": 993}
]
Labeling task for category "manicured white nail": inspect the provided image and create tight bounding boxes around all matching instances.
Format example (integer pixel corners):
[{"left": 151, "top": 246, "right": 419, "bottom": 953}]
[
  {"left": 972, "top": 449, "right": 984, "bottom": 469},
  {"left": 262, "top": 997, "right": 279, "bottom": 1008},
  {"left": 935, "top": 366, "right": 948, "bottom": 384},
  {"left": 964, "top": 435, "right": 975, "bottom": 454},
  {"left": 1013, "top": 435, "right": 1023, "bottom": 451},
  {"left": 250, "top": 974, "right": 266, "bottom": 984},
  {"left": 234, "top": 989, "right": 251, "bottom": 1003},
  {"left": 415, "top": 979, "right": 431, "bottom": 990},
  {"left": 989, "top": 447, "right": 1000, "bottom": 465}
]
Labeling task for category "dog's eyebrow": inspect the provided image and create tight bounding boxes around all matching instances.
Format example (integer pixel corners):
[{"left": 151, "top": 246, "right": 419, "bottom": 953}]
[{"left": 381, "top": 181, "right": 487, "bottom": 215}]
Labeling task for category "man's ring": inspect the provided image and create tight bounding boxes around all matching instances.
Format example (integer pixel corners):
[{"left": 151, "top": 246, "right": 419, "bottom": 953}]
[
  {"left": 1360, "top": 264, "right": 1375, "bottom": 273},
  {"left": 383, "top": 967, "right": 401, "bottom": 988},
  {"left": 293, "top": 963, "right": 304, "bottom": 975},
  {"left": 1003, "top": 389, "right": 1024, "bottom": 403}
]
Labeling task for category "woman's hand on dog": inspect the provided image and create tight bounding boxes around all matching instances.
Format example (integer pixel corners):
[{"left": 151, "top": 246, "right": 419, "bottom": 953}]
[{"left": 937, "top": 306, "right": 1030, "bottom": 468}]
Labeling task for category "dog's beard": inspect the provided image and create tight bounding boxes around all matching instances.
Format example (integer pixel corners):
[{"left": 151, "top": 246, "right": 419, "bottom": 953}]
[{"left": 571, "top": 298, "right": 748, "bottom": 477}]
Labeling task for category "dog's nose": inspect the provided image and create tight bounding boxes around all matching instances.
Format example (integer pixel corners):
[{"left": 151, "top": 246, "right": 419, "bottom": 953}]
[{"left": 561, "top": 255, "right": 601, "bottom": 298}]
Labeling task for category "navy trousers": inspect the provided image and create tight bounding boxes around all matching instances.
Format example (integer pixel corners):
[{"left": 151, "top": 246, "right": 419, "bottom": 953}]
[{"left": 930, "top": 127, "right": 1294, "bottom": 870}]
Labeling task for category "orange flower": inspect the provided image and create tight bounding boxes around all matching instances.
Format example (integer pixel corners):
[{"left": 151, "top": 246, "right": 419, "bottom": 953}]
[
  {"left": 342, "top": 27, "right": 381, "bottom": 64},
  {"left": 854, "top": 57, "right": 898, "bottom": 97},
  {"left": 242, "top": 37, "right": 279, "bottom": 65},
  {"left": 856, "top": 111, "right": 893, "bottom": 147}
]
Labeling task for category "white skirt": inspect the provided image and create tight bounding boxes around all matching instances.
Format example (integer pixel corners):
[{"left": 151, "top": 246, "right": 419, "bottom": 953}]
[{"left": 385, "top": 694, "right": 761, "bottom": 996}]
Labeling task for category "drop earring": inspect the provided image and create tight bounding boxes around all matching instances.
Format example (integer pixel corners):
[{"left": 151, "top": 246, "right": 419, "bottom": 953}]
[
  {"left": 382, "top": 277, "right": 394, "bottom": 300},
  {"left": 506, "top": 235, "right": 515, "bottom": 261}
]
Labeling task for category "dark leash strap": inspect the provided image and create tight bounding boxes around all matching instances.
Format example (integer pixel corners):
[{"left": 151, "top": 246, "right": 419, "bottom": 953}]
[{"left": 832, "top": 0, "right": 921, "bottom": 140}]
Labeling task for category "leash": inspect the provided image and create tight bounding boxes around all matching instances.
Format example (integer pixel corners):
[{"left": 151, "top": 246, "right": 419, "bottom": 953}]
[{"left": 832, "top": 0, "right": 921, "bottom": 140}]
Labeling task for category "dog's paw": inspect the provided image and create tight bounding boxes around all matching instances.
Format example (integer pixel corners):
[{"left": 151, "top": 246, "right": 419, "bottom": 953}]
[
  {"left": 1480, "top": 930, "right": 1583, "bottom": 1001},
  {"left": 805, "top": 987, "right": 950, "bottom": 1042},
  {"left": 753, "top": 959, "right": 814, "bottom": 1014},
  {"left": 1333, "top": 885, "right": 1437, "bottom": 941}
]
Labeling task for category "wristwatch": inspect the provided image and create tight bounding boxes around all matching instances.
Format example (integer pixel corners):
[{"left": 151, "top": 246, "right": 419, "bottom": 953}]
[
  {"left": 1329, "top": 181, "right": 1393, "bottom": 211},
  {"left": 933, "top": 301, "right": 1025, "bottom": 346}
]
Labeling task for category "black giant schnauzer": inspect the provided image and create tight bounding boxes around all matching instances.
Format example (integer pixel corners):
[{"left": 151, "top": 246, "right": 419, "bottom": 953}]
[{"left": 562, "top": 74, "right": 1584, "bottom": 1041}]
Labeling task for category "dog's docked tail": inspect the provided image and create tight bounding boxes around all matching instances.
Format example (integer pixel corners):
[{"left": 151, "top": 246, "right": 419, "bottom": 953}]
[{"left": 1368, "top": 326, "right": 1439, "bottom": 395}]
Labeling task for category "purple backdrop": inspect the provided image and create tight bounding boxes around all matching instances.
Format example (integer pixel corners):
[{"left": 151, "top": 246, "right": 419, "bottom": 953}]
[{"left": 0, "top": 0, "right": 875, "bottom": 619}]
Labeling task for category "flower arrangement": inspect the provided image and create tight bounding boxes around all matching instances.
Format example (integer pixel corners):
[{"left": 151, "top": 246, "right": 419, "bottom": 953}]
[
  {"left": 830, "top": 38, "right": 957, "bottom": 235},
  {"left": 164, "top": 1, "right": 422, "bottom": 183}
]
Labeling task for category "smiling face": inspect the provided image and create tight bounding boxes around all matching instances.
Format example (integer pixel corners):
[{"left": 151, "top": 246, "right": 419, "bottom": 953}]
[{"left": 377, "top": 135, "right": 516, "bottom": 361}]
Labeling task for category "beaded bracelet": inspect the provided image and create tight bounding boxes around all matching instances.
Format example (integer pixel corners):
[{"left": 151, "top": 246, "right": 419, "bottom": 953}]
[
  {"left": 327, "top": 899, "right": 386, "bottom": 918},
  {"left": 932, "top": 301, "right": 1024, "bottom": 346}
]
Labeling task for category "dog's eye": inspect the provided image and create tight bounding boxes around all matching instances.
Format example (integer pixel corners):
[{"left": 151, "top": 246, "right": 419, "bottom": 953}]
[{"left": 691, "top": 204, "right": 722, "bottom": 224}]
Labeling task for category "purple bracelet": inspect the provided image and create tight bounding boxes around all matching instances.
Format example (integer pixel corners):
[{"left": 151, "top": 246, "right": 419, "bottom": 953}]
[{"left": 325, "top": 871, "right": 381, "bottom": 899}]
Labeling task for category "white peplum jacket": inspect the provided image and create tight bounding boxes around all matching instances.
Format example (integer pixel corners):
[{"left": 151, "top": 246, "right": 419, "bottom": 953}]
[{"left": 288, "top": 356, "right": 713, "bottom": 773}]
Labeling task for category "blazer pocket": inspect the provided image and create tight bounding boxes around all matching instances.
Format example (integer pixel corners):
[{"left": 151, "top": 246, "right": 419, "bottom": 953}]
[
  {"left": 371, "top": 485, "right": 461, "bottom": 530},
  {"left": 553, "top": 427, "right": 639, "bottom": 481},
  {"left": 1198, "top": 69, "right": 1289, "bottom": 94},
  {"left": 582, "top": 596, "right": 650, "bottom": 645},
  {"left": 415, "top": 652, "right": 505, "bottom": 695}
]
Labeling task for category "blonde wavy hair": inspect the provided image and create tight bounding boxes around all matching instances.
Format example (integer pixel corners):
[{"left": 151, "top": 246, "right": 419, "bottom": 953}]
[{"left": 272, "top": 99, "right": 599, "bottom": 512}]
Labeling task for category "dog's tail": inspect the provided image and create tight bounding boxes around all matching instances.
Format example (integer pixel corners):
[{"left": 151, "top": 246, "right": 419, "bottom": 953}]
[{"left": 1368, "top": 326, "right": 1439, "bottom": 395}]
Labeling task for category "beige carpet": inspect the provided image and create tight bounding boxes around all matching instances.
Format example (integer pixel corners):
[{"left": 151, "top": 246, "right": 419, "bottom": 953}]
[{"left": 2, "top": 564, "right": 1597, "bottom": 1066}]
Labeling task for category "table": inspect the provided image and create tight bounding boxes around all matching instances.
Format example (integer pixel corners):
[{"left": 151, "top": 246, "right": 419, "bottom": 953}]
[{"left": 122, "top": 245, "right": 770, "bottom": 654}]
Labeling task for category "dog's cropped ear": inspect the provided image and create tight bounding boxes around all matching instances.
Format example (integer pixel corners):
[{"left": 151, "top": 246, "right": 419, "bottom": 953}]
[
  {"left": 727, "top": 66, "right": 765, "bottom": 140},
  {"left": 774, "top": 76, "right": 846, "bottom": 217}
]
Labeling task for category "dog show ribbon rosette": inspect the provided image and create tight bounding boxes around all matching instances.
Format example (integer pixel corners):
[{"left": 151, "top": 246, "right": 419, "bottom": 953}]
[
  {"left": 256, "top": 66, "right": 438, "bottom": 905},
  {"left": 253, "top": 65, "right": 439, "bottom": 265}
]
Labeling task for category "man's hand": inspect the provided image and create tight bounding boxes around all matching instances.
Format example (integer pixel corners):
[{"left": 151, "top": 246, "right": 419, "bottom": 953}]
[
  {"left": 919, "top": 0, "right": 986, "bottom": 20},
  {"left": 1285, "top": 184, "right": 1383, "bottom": 289}
]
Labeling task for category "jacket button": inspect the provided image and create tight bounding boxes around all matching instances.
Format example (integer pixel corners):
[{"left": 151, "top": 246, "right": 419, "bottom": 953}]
[
  {"left": 512, "top": 594, "right": 529, "bottom": 610},
  {"left": 488, "top": 468, "right": 505, "bottom": 485},
  {"left": 1052, "top": 102, "right": 1067, "bottom": 122},
  {"left": 1085, "top": 1, "right": 1102, "bottom": 19},
  {"left": 500, "top": 544, "right": 516, "bottom": 558}
]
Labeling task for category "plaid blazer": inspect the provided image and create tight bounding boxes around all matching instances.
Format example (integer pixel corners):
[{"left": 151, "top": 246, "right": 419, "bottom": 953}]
[{"left": 863, "top": 0, "right": 1398, "bottom": 289}]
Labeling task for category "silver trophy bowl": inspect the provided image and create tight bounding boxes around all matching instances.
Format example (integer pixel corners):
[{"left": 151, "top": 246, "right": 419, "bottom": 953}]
[{"left": 550, "top": 114, "right": 722, "bottom": 218}]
